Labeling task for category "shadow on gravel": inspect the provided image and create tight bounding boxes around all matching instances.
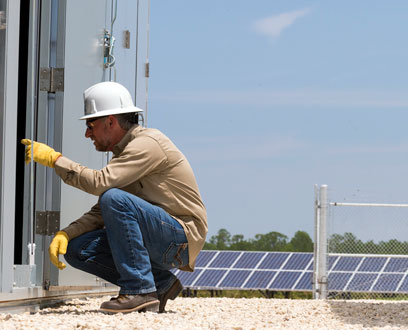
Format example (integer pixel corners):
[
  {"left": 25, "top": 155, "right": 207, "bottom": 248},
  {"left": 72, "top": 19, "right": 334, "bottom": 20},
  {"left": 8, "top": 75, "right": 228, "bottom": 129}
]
[
  {"left": 38, "top": 309, "right": 101, "bottom": 315},
  {"left": 329, "top": 300, "right": 408, "bottom": 328}
]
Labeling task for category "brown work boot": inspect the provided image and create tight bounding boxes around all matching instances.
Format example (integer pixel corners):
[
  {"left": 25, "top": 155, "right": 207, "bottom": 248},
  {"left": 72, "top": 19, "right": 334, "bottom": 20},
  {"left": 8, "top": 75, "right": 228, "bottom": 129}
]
[
  {"left": 158, "top": 278, "right": 183, "bottom": 313},
  {"left": 99, "top": 292, "right": 159, "bottom": 314}
]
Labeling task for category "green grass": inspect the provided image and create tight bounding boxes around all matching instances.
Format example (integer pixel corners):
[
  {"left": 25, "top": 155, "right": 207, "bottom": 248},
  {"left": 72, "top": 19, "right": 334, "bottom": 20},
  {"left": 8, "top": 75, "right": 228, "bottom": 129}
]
[{"left": 181, "top": 289, "right": 313, "bottom": 299}]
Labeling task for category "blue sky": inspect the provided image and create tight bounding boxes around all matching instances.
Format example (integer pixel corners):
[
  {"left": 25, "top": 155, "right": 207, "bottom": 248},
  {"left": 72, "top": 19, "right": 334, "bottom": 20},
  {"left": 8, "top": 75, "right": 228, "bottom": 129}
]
[{"left": 147, "top": 1, "right": 408, "bottom": 242}]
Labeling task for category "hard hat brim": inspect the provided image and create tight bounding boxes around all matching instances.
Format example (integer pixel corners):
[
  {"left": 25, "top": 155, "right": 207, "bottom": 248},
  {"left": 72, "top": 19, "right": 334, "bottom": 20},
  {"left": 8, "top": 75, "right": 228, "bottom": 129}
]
[{"left": 79, "top": 106, "right": 144, "bottom": 120}]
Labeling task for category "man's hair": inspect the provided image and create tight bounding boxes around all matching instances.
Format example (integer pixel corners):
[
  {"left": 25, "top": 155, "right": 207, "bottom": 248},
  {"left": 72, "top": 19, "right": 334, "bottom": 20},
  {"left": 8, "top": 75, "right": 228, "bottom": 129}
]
[{"left": 115, "top": 113, "right": 139, "bottom": 130}]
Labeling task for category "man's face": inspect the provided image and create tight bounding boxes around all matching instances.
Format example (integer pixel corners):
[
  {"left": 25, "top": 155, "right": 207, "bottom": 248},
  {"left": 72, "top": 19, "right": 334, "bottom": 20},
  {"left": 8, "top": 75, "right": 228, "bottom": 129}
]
[{"left": 85, "top": 116, "right": 112, "bottom": 151}]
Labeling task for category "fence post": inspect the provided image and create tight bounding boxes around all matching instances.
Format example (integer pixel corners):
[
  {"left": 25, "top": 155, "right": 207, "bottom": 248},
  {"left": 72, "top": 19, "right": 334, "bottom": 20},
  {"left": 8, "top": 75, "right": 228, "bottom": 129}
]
[
  {"left": 313, "top": 185, "right": 319, "bottom": 298},
  {"left": 314, "top": 184, "right": 328, "bottom": 299},
  {"left": 317, "top": 185, "right": 328, "bottom": 299}
]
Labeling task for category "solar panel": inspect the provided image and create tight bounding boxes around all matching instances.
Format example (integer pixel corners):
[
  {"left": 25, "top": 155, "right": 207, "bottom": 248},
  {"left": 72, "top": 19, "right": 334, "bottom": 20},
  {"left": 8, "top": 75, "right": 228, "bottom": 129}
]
[
  {"left": 233, "top": 252, "right": 264, "bottom": 269},
  {"left": 358, "top": 257, "right": 387, "bottom": 272},
  {"left": 177, "top": 269, "right": 203, "bottom": 286},
  {"left": 328, "top": 256, "right": 339, "bottom": 270},
  {"left": 195, "top": 251, "right": 217, "bottom": 267},
  {"left": 373, "top": 274, "right": 403, "bottom": 292},
  {"left": 258, "top": 253, "right": 289, "bottom": 269},
  {"left": 397, "top": 276, "right": 408, "bottom": 292},
  {"left": 332, "top": 256, "right": 361, "bottom": 271},
  {"left": 172, "top": 251, "right": 408, "bottom": 294},
  {"left": 219, "top": 270, "right": 251, "bottom": 288},
  {"left": 347, "top": 273, "right": 377, "bottom": 291},
  {"left": 243, "top": 271, "right": 276, "bottom": 289},
  {"left": 193, "top": 269, "right": 226, "bottom": 287},
  {"left": 384, "top": 258, "right": 408, "bottom": 272},
  {"left": 328, "top": 272, "right": 353, "bottom": 291},
  {"left": 209, "top": 251, "right": 241, "bottom": 268},
  {"left": 269, "top": 271, "right": 302, "bottom": 290},
  {"left": 284, "top": 254, "right": 312, "bottom": 270},
  {"left": 295, "top": 272, "right": 313, "bottom": 290}
]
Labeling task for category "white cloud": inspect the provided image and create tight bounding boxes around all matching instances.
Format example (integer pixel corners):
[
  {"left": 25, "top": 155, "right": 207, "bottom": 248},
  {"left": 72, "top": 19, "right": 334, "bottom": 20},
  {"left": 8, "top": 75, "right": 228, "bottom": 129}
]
[{"left": 253, "top": 8, "right": 311, "bottom": 39}]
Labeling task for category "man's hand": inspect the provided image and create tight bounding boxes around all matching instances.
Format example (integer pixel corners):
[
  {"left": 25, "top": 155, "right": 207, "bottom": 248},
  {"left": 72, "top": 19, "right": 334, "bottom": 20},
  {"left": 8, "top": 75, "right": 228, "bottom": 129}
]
[
  {"left": 21, "top": 139, "right": 62, "bottom": 168},
  {"left": 49, "top": 231, "right": 69, "bottom": 270}
]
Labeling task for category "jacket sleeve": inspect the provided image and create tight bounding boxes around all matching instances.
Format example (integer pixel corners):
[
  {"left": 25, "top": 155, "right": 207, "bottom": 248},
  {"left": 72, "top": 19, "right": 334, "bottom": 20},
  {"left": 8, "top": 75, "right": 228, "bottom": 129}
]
[
  {"left": 54, "top": 136, "right": 168, "bottom": 196},
  {"left": 61, "top": 203, "right": 104, "bottom": 240}
]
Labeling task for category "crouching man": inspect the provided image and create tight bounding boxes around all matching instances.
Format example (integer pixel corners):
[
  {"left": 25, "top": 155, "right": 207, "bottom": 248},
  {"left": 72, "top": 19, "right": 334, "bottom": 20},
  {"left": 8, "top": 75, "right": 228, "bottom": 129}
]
[{"left": 22, "top": 81, "right": 207, "bottom": 314}]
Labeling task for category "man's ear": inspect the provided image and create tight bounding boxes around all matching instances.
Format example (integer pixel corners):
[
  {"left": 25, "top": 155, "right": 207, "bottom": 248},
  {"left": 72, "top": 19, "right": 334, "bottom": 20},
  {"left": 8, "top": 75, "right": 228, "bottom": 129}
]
[{"left": 108, "top": 115, "right": 115, "bottom": 127}]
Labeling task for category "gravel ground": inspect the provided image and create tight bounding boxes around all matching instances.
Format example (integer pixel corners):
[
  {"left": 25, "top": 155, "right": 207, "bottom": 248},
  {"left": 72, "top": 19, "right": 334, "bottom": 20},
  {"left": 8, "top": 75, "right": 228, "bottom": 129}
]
[{"left": 1, "top": 297, "right": 408, "bottom": 329}]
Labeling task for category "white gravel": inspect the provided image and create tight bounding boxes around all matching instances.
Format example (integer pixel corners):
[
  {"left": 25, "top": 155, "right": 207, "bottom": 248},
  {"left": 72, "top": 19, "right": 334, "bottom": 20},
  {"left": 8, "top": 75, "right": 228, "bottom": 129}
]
[{"left": 1, "top": 297, "right": 408, "bottom": 329}]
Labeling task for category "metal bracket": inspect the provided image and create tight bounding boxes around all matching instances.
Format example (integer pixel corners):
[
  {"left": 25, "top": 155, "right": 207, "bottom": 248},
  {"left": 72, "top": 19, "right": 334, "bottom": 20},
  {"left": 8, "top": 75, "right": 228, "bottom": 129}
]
[
  {"left": 13, "top": 265, "right": 36, "bottom": 288},
  {"left": 0, "top": 11, "right": 6, "bottom": 30},
  {"left": 39, "top": 67, "right": 64, "bottom": 93},
  {"left": 36, "top": 211, "right": 60, "bottom": 236}
]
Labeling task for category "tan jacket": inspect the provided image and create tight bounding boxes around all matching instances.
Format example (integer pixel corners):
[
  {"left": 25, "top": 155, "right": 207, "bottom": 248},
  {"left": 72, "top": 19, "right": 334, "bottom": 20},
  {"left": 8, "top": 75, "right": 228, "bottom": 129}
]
[{"left": 54, "top": 125, "right": 207, "bottom": 271}]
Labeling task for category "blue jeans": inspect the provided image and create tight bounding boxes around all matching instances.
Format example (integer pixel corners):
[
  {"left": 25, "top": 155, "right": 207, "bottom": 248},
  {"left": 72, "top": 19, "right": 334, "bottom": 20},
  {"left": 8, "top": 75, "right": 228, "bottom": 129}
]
[{"left": 64, "top": 188, "right": 189, "bottom": 295}]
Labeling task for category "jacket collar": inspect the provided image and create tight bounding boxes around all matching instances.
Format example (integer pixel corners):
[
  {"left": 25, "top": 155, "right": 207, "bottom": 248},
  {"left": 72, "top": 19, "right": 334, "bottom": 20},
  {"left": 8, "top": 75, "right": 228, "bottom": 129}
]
[{"left": 112, "top": 124, "right": 142, "bottom": 156}]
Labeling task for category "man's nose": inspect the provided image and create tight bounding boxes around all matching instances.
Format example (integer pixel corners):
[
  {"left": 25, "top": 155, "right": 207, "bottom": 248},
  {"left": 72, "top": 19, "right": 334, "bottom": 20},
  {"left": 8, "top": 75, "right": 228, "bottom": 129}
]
[{"left": 85, "top": 128, "right": 92, "bottom": 138}]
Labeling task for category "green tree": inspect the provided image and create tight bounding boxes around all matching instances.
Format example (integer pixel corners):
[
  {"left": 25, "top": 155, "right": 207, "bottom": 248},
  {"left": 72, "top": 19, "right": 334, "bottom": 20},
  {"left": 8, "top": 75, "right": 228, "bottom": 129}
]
[
  {"left": 329, "top": 232, "right": 365, "bottom": 254},
  {"left": 290, "top": 231, "right": 313, "bottom": 252},
  {"left": 209, "top": 228, "right": 231, "bottom": 250},
  {"left": 229, "top": 234, "right": 253, "bottom": 251},
  {"left": 203, "top": 241, "right": 217, "bottom": 250},
  {"left": 252, "top": 231, "right": 288, "bottom": 251}
]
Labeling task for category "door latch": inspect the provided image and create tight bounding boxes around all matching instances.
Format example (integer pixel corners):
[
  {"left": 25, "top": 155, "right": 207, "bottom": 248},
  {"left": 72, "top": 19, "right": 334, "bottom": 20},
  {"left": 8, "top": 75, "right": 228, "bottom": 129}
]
[
  {"left": 0, "top": 11, "right": 6, "bottom": 30},
  {"left": 104, "top": 29, "right": 116, "bottom": 68}
]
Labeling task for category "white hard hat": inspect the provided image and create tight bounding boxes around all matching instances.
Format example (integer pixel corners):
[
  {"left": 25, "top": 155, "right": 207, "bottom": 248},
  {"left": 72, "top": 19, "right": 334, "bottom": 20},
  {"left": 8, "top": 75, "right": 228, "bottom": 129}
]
[{"left": 80, "top": 81, "right": 143, "bottom": 120}]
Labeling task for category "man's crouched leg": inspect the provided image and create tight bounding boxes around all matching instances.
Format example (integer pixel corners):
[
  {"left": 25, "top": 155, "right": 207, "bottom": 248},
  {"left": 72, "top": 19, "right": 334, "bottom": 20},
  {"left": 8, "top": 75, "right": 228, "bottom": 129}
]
[{"left": 100, "top": 292, "right": 159, "bottom": 314}]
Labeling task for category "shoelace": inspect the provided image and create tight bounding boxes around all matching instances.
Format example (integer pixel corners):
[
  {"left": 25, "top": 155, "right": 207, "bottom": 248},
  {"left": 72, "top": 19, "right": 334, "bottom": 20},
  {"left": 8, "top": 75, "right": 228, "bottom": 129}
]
[{"left": 110, "top": 294, "right": 128, "bottom": 302}]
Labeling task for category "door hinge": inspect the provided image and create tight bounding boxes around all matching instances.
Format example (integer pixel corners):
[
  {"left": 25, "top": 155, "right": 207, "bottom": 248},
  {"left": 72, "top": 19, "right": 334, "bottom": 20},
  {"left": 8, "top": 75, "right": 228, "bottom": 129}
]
[
  {"left": 39, "top": 67, "right": 64, "bottom": 93},
  {"left": 0, "top": 11, "right": 6, "bottom": 30},
  {"left": 36, "top": 211, "right": 60, "bottom": 236}
]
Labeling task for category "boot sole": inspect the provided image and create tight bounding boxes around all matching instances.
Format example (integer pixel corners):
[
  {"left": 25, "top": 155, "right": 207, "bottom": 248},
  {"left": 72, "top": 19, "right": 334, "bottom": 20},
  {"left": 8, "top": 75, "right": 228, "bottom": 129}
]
[
  {"left": 99, "top": 300, "right": 159, "bottom": 314},
  {"left": 159, "top": 279, "right": 183, "bottom": 313}
]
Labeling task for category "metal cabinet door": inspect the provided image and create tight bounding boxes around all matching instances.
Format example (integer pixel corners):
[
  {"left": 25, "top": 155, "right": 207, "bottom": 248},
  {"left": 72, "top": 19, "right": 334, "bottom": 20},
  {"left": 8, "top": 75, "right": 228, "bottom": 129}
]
[
  {"left": 19, "top": 0, "right": 149, "bottom": 289},
  {"left": 57, "top": 0, "right": 149, "bottom": 287},
  {"left": 55, "top": 0, "right": 111, "bottom": 287}
]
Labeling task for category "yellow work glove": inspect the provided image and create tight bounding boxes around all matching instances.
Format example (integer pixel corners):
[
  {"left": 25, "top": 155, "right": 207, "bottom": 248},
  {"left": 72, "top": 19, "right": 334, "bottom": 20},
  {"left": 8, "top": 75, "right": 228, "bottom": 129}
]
[
  {"left": 21, "top": 139, "right": 62, "bottom": 168},
  {"left": 49, "top": 231, "right": 69, "bottom": 270}
]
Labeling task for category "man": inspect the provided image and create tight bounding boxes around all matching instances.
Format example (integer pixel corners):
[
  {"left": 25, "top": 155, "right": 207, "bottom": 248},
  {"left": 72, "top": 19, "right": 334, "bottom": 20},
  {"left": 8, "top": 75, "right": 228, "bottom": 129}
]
[{"left": 22, "top": 81, "right": 208, "bottom": 314}]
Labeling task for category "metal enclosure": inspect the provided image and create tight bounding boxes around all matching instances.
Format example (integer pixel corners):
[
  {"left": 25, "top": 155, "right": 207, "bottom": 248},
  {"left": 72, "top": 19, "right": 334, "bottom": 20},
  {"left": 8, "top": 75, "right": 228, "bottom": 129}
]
[
  {"left": 0, "top": 0, "right": 20, "bottom": 294},
  {"left": 0, "top": 0, "right": 150, "bottom": 305}
]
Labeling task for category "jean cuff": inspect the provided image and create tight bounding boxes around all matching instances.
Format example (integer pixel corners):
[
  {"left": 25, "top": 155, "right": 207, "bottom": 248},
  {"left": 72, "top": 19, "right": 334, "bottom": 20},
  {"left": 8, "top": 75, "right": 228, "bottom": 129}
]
[{"left": 119, "top": 287, "right": 156, "bottom": 295}]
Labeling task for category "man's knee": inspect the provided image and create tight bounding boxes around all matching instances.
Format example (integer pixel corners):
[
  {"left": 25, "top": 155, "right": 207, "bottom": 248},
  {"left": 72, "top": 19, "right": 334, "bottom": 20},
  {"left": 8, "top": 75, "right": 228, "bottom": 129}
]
[
  {"left": 99, "top": 188, "right": 144, "bottom": 220},
  {"left": 99, "top": 188, "right": 121, "bottom": 208},
  {"left": 63, "top": 237, "right": 81, "bottom": 265}
]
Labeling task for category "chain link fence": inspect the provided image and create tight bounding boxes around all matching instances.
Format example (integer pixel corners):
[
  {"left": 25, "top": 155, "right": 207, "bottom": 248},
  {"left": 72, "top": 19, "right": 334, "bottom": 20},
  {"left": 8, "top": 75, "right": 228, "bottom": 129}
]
[{"left": 326, "top": 193, "right": 408, "bottom": 300}]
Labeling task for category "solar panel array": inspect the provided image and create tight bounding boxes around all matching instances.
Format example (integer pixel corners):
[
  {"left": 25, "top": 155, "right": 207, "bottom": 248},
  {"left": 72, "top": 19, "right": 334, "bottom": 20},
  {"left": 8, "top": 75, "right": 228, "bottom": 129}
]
[
  {"left": 173, "top": 251, "right": 313, "bottom": 291},
  {"left": 172, "top": 251, "right": 408, "bottom": 294},
  {"left": 328, "top": 254, "right": 408, "bottom": 293}
]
